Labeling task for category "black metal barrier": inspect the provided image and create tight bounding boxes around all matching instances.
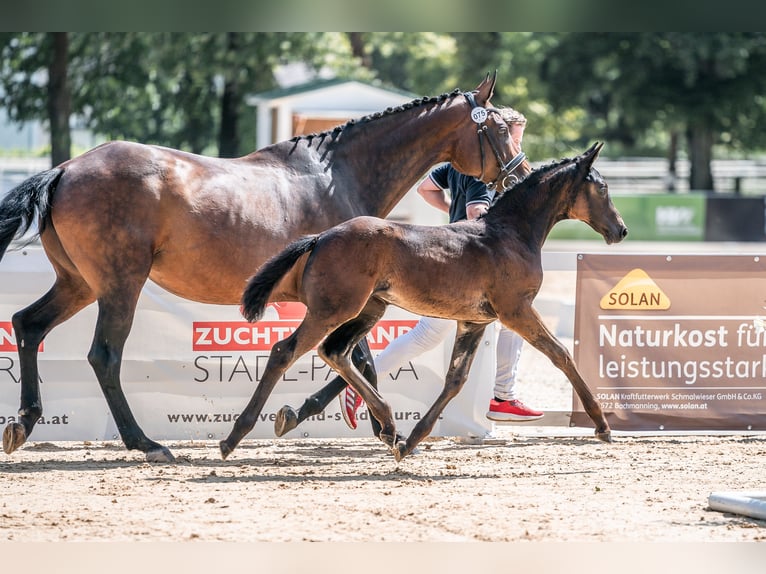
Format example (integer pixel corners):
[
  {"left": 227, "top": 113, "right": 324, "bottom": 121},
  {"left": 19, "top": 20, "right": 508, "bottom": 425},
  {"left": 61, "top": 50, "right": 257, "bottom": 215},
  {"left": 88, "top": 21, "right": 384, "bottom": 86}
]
[{"left": 704, "top": 195, "right": 766, "bottom": 242}]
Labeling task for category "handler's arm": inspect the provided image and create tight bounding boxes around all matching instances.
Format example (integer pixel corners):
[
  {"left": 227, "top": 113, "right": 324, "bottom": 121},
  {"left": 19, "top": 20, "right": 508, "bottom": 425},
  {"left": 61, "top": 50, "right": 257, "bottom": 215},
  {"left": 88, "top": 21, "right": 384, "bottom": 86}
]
[{"left": 416, "top": 176, "right": 450, "bottom": 214}]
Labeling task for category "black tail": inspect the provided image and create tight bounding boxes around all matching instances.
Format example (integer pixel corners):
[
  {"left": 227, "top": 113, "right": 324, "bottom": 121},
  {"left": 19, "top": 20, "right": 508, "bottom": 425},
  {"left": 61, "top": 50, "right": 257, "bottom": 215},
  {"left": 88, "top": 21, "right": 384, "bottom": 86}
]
[
  {"left": 241, "top": 234, "right": 319, "bottom": 322},
  {"left": 0, "top": 168, "right": 64, "bottom": 261}
]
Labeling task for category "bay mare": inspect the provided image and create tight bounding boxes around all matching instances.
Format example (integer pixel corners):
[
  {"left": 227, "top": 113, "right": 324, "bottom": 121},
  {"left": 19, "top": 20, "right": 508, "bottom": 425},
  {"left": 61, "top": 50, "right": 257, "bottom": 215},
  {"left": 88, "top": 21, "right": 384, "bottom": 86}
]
[
  {"left": 222, "top": 143, "right": 628, "bottom": 461},
  {"left": 0, "top": 73, "right": 528, "bottom": 462}
]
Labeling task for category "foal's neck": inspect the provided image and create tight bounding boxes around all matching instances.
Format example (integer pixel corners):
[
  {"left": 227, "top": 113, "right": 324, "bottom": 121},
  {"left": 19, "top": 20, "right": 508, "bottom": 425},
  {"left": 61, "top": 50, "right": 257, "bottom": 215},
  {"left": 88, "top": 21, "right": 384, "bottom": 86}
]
[{"left": 486, "top": 175, "right": 573, "bottom": 253}]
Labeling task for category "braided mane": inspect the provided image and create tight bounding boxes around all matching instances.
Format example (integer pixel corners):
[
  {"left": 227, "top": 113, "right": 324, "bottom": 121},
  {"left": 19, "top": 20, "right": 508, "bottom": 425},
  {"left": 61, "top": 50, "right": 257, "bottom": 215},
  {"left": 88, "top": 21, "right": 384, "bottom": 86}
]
[{"left": 290, "top": 88, "right": 463, "bottom": 143}]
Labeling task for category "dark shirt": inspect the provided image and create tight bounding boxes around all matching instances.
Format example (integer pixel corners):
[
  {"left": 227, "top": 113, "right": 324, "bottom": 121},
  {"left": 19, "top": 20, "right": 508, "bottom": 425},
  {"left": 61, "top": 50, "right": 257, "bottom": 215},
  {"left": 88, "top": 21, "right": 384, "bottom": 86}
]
[{"left": 428, "top": 164, "right": 495, "bottom": 223}]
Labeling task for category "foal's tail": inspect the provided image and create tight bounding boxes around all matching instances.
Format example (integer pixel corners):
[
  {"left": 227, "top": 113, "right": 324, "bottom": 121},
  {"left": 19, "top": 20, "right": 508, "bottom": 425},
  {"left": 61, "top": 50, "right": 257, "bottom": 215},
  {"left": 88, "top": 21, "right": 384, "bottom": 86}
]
[
  {"left": 241, "top": 234, "right": 319, "bottom": 323},
  {"left": 0, "top": 168, "right": 64, "bottom": 262}
]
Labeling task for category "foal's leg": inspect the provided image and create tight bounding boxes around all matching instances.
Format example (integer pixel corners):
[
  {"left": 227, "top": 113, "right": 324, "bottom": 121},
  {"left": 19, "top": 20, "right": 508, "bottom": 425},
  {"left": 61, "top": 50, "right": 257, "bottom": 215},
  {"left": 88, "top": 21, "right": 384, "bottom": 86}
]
[
  {"left": 220, "top": 318, "right": 330, "bottom": 459},
  {"left": 502, "top": 306, "right": 611, "bottom": 441},
  {"left": 273, "top": 339, "right": 386, "bottom": 438},
  {"left": 3, "top": 277, "right": 94, "bottom": 455},
  {"left": 316, "top": 299, "right": 400, "bottom": 450},
  {"left": 395, "top": 321, "right": 487, "bottom": 461}
]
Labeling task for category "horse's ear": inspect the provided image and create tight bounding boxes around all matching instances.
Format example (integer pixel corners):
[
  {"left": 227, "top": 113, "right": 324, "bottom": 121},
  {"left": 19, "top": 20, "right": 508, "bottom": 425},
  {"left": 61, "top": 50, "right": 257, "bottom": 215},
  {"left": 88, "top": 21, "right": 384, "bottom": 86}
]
[
  {"left": 582, "top": 141, "right": 604, "bottom": 169},
  {"left": 474, "top": 70, "right": 497, "bottom": 105}
]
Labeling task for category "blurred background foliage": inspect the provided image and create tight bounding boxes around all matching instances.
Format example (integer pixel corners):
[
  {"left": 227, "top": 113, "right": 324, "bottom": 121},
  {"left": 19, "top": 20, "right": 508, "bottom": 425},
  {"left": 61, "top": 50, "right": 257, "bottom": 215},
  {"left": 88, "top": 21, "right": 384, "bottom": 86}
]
[{"left": 2, "top": 32, "right": 766, "bottom": 189}]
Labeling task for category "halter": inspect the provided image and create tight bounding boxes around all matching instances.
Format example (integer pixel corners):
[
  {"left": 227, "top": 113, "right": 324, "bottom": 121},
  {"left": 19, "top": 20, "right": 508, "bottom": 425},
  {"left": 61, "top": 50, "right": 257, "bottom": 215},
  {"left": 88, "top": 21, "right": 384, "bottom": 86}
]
[{"left": 464, "top": 92, "right": 527, "bottom": 192}]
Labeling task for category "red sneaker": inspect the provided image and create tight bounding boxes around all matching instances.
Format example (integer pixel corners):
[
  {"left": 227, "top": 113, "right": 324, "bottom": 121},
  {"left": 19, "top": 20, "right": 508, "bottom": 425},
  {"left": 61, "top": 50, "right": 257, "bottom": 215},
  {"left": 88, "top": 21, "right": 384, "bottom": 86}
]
[
  {"left": 486, "top": 398, "right": 543, "bottom": 421},
  {"left": 340, "top": 386, "right": 364, "bottom": 429}
]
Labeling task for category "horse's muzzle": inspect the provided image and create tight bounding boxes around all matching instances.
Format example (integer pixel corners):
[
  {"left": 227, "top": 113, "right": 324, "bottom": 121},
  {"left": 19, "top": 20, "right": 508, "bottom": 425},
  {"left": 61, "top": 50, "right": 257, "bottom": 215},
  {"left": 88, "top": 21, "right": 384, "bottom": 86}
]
[{"left": 605, "top": 225, "right": 629, "bottom": 245}]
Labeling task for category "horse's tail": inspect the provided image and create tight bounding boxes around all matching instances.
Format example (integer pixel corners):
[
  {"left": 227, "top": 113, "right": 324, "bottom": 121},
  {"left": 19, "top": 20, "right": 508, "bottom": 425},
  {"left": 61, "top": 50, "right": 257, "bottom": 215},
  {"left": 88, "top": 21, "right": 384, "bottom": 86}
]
[
  {"left": 0, "top": 168, "right": 64, "bottom": 262},
  {"left": 241, "top": 234, "right": 320, "bottom": 322}
]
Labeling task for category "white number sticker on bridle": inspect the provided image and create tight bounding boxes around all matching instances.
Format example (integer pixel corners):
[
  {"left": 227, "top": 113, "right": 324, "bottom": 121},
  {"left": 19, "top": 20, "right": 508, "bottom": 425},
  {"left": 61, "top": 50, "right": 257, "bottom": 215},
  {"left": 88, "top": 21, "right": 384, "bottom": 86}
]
[{"left": 470, "top": 107, "right": 488, "bottom": 124}]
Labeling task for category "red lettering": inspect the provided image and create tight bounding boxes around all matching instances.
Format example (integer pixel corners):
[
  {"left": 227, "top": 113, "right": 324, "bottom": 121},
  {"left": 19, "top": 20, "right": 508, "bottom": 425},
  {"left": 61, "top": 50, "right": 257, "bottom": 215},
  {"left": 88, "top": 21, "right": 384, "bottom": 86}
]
[
  {"left": 192, "top": 319, "right": 418, "bottom": 351},
  {"left": 0, "top": 322, "right": 43, "bottom": 352}
]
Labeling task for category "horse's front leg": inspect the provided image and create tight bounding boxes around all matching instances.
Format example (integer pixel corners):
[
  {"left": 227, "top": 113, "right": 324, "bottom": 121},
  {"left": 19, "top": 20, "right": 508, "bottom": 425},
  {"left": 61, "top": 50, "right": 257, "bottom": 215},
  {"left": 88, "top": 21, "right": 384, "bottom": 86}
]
[
  {"left": 504, "top": 307, "right": 611, "bottom": 442},
  {"left": 396, "top": 322, "right": 487, "bottom": 461}
]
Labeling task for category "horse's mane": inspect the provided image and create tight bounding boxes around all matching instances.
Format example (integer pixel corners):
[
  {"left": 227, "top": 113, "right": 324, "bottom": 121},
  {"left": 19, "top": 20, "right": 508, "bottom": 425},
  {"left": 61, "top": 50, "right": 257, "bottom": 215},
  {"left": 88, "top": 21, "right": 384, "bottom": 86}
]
[{"left": 290, "top": 88, "right": 463, "bottom": 144}]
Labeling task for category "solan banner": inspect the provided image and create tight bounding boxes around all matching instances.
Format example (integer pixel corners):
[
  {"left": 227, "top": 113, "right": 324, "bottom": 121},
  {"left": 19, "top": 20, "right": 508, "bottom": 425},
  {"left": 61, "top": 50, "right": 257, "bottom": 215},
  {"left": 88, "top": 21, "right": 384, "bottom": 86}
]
[{"left": 572, "top": 253, "right": 766, "bottom": 431}]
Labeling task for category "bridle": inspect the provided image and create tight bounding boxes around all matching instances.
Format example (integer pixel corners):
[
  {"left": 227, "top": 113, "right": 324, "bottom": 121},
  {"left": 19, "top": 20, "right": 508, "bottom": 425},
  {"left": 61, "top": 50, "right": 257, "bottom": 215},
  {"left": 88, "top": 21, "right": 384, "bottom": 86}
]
[{"left": 464, "top": 92, "right": 527, "bottom": 192}]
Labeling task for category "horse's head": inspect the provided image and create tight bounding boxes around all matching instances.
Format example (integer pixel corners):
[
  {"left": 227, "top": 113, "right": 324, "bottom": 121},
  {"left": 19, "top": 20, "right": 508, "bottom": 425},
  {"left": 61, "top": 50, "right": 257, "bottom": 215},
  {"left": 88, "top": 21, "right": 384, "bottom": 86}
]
[
  {"left": 570, "top": 142, "right": 628, "bottom": 245},
  {"left": 452, "top": 72, "right": 530, "bottom": 193}
]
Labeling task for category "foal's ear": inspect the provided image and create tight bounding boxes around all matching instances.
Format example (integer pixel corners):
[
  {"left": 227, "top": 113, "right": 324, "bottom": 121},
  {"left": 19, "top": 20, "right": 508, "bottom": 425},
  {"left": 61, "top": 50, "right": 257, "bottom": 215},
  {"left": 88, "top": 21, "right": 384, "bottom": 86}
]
[
  {"left": 474, "top": 70, "right": 497, "bottom": 105},
  {"left": 582, "top": 141, "right": 604, "bottom": 169}
]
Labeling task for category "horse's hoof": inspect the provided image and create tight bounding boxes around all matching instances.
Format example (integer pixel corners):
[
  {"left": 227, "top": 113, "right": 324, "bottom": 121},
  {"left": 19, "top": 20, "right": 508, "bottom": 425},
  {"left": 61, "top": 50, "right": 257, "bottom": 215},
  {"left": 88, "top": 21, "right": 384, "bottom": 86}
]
[
  {"left": 145, "top": 445, "right": 176, "bottom": 463},
  {"left": 393, "top": 440, "right": 408, "bottom": 462},
  {"left": 2, "top": 422, "right": 26, "bottom": 455},
  {"left": 595, "top": 430, "right": 612, "bottom": 443},
  {"left": 275, "top": 406, "right": 298, "bottom": 437},
  {"left": 219, "top": 440, "right": 233, "bottom": 460}
]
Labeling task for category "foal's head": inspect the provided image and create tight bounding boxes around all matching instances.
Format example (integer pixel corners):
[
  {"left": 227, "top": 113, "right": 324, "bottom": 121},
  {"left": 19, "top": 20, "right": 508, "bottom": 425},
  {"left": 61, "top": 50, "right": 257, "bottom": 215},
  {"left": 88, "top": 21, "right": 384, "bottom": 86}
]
[
  {"left": 565, "top": 142, "right": 628, "bottom": 244},
  {"left": 488, "top": 142, "right": 628, "bottom": 245}
]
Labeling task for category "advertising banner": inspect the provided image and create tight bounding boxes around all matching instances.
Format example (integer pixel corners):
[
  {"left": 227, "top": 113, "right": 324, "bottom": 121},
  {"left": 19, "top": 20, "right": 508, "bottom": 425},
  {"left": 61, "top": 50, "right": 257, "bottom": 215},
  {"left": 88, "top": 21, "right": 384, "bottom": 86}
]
[
  {"left": 1, "top": 247, "right": 496, "bottom": 442},
  {"left": 572, "top": 253, "right": 766, "bottom": 431}
]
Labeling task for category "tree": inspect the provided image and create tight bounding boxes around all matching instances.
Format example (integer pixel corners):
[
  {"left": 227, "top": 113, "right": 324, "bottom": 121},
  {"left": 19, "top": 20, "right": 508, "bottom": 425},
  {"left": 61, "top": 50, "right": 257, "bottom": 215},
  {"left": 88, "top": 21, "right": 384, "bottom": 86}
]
[
  {"left": 540, "top": 33, "right": 766, "bottom": 191},
  {"left": 0, "top": 33, "right": 72, "bottom": 164},
  {"left": 0, "top": 33, "right": 361, "bottom": 160},
  {"left": 452, "top": 32, "right": 575, "bottom": 161},
  {"left": 362, "top": 33, "right": 459, "bottom": 95}
]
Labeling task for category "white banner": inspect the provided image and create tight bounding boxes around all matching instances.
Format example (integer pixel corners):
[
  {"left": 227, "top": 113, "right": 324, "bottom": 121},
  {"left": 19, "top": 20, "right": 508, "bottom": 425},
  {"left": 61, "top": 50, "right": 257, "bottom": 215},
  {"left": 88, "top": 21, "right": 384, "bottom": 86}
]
[{"left": 1, "top": 247, "right": 494, "bottom": 442}]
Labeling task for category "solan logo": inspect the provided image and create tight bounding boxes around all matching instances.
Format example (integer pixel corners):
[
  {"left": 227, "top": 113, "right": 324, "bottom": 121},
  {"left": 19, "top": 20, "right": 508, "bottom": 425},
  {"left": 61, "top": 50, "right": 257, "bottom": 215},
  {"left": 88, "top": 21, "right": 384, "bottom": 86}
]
[{"left": 600, "top": 269, "right": 671, "bottom": 310}]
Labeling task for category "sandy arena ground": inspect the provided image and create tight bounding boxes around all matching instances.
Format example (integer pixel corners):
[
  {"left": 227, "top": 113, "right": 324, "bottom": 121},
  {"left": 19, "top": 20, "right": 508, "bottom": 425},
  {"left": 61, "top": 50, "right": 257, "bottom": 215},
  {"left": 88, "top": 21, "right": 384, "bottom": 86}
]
[{"left": 2, "top": 433, "right": 766, "bottom": 544}]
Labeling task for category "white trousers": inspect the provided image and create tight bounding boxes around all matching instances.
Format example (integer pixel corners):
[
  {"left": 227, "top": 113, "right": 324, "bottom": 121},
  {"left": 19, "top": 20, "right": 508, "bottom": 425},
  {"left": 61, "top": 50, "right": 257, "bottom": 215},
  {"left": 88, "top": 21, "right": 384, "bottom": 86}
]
[{"left": 374, "top": 315, "right": 523, "bottom": 401}]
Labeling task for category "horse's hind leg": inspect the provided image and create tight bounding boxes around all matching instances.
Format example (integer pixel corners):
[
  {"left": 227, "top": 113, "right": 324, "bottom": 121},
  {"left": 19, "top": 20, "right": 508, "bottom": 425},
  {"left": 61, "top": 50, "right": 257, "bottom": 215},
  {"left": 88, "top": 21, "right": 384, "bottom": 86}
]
[
  {"left": 88, "top": 290, "right": 176, "bottom": 462},
  {"left": 274, "top": 339, "right": 388, "bottom": 438},
  {"left": 396, "top": 321, "right": 487, "bottom": 461},
  {"left": 3, "top": 278, "right": 94, "bottom": 455}
]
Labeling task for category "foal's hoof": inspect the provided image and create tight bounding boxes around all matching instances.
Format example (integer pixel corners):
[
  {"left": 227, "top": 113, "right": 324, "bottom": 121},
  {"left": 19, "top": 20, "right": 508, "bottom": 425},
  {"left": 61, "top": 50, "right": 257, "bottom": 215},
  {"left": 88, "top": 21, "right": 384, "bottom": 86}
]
[
  {"left": 145, "top": 445, "right": 176, "bottom": 463},
  {"left": 595, "top": 430, "right": 613, "bottom": 443},
  {"left": 379, "top": 432, "right": 397, "bottom": 449},
  {"left": 2, "top": 422, "right": 26, "bottom": 455},
  {"left": 379, "top": 432, "right": 406, "bottom": 446},
  {"left": 219, "top": 440, "right": 233, "bottom": 460},
  {"left": 275, "top": 406, "right": 298, "bottom": 437},
  {"left": 393, "top": 440, "right": 408, "bottom": 462}
]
